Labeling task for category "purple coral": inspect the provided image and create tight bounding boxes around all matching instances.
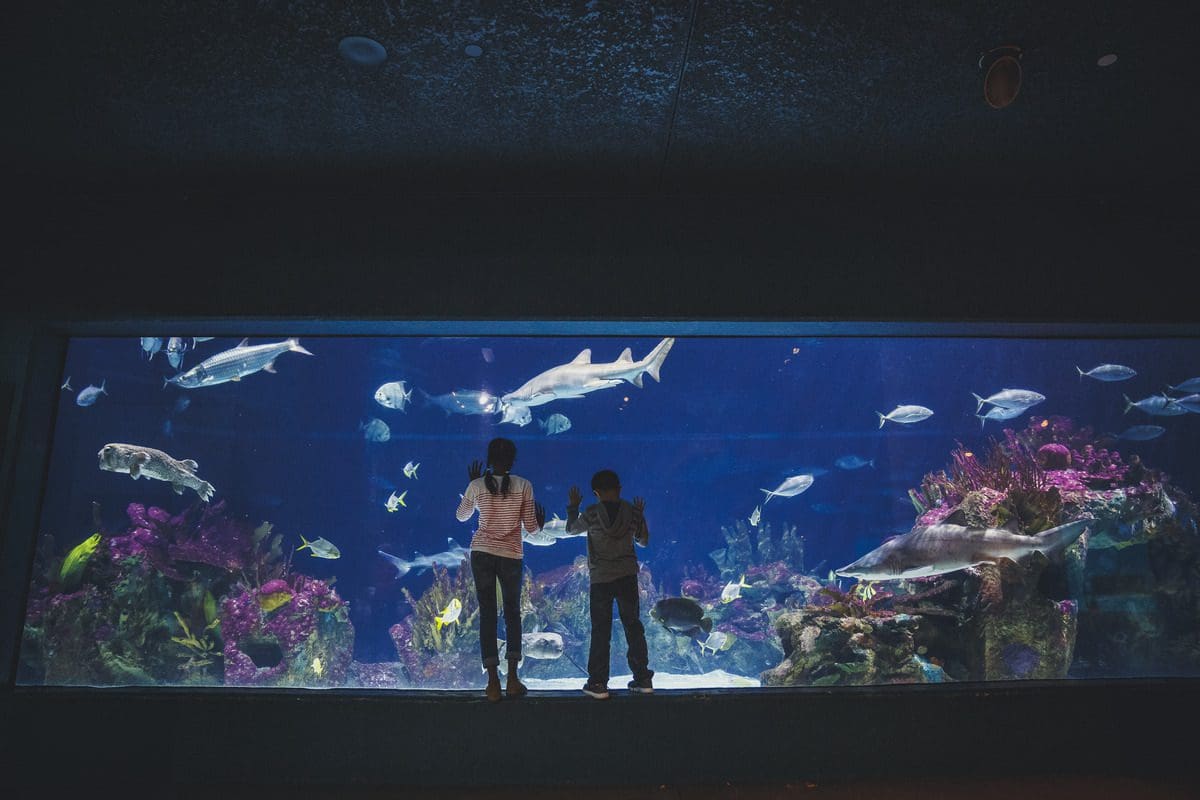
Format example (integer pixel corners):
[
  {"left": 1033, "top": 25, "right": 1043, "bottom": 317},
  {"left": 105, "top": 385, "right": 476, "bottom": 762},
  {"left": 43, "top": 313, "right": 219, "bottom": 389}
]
[
  {"left": 106, "top": 501, "right": 265, "bottom": 580},
  {"left": 1036, "top": 443, "right": 1072, "bottom": 469},
  {"left": 222, "top": 574, "right": 345, "bottom": 685}
]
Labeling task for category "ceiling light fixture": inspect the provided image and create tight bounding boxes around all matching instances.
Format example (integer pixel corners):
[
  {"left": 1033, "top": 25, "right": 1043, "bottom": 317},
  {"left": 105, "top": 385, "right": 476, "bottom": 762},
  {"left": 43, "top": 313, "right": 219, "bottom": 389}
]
[
  {"left": 979, "top": 44, "right": 1023, "bottom": 109},
  {"left": 1097, "top": 53, "right": 1118, "bottom": 67}
]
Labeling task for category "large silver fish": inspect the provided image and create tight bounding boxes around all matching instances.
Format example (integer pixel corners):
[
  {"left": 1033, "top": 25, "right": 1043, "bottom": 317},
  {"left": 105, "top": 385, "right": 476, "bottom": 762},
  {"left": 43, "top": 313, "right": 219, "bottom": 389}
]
[
  {"left": 377, "top": 537, "right": 470, "bottom": 579},
  {"left": 835, "top": 518, "right": 1091, "bottom": 581},
  {"left": 499, "top": 337, "right": 674, "bottom": 412},
  {"left": 97, "top": 442, "right": 215, "bottom": 501},
  {"left": 165, "top": 337, "right": 313, "bottom": 389}
]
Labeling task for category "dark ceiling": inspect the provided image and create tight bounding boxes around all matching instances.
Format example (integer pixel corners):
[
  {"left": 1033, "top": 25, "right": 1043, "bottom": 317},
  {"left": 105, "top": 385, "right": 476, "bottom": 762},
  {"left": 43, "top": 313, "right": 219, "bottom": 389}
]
[
  {"left": 6, "top": 1, "right": 1196, "bottom": 197},
  {"left": 4, "top": 3, "right": 1199, "bottom": 322}
]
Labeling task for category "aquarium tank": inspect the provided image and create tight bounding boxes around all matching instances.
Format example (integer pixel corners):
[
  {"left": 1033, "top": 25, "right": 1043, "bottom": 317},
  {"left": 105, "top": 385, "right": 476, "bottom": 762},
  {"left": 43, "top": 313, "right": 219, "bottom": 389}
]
[{"left": 14, "top": 327, "right": 1200, "bottom": 691}]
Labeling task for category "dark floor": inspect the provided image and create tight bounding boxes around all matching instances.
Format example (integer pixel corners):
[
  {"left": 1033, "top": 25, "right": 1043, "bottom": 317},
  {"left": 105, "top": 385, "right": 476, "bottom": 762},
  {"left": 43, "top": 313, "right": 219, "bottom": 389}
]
[{"left": 151, "top": 776, "right": 1193, "bottom": 800}]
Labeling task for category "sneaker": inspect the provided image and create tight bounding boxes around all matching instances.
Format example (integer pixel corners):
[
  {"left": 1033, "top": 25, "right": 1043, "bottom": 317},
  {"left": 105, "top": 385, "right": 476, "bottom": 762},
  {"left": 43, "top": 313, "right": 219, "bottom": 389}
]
[
  {"left": 627, "top": 676, "right": 654, "bottom": 694},
  {"left": 581, "top": 681, "right": 610, "bottom": 700}
]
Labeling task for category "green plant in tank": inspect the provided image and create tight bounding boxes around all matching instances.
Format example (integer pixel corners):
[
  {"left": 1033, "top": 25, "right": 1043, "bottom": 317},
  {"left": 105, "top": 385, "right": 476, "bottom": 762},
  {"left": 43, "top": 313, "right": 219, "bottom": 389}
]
[
  {"left": 171, "top": 610, "right": 221, "bottom": 672},
  {"left": 401, "top": 562, "right": 478, "bottom": 654}
]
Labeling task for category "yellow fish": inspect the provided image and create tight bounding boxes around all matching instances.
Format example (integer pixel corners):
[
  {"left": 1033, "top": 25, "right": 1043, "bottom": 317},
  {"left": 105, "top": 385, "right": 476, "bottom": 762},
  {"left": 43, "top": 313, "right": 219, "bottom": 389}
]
[
  {"left": 296, "top": 534, "right": 340, "bottom": 559},
  {"left": 385, "top": 490, "right": 407, "bottom": 512},
  {"left": 59, "top": 532, "right": 102, "bottom": 588},
  {"left": 720, "top": 574, "right": 751, "bottom": 604},
  {"left": 434, "top": 597, "right": 462, "bottom": 631},
  {"left": 259, "top": 590, "right": 294, "bottom": 612},
  {"left": 312, "top": 656, "right": 324, "bottom": 677}
]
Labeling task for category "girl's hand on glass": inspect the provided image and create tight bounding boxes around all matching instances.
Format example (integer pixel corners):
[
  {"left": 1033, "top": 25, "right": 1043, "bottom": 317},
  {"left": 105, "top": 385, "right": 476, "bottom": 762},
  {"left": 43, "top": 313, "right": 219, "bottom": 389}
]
[{"left": 468, "top": 460, "right": 483, "bottom": 481}]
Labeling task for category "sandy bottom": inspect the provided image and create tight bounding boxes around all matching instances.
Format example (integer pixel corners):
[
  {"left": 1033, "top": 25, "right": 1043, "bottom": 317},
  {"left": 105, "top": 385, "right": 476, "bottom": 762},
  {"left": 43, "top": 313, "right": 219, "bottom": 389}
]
[{"left": 522, "top": 668, "right": 760, "bottom": 690}]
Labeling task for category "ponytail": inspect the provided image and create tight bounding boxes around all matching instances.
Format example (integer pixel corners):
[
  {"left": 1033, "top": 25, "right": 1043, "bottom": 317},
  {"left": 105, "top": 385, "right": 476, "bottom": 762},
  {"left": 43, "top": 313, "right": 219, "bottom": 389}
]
[
  {"left": 483, "top": 469, "right": 512, "bottom": 496},
  {"left": 483, "top": 437, "right": 517, "bottom": 495}
]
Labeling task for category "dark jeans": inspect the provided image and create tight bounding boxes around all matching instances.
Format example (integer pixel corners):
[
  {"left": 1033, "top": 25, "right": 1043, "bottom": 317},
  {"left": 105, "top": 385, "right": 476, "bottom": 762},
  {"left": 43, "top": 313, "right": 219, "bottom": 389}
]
[
  {"left": 470, "top": 550, "right": 524, "bottom": 668},
  {"left": 588, "top": 574, "right": 652, "bottom": 685}
]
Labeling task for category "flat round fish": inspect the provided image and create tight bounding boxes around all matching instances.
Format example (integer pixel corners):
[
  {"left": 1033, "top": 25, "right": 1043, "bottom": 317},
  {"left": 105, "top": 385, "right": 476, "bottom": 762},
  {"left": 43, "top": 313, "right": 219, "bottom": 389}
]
[{"left": 651, "top": 597, "right": 712, "bottom": 637}]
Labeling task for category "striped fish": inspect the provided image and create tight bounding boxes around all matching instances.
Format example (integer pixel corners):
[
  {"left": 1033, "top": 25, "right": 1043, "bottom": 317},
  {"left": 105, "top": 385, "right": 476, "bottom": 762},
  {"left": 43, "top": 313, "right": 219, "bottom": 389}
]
[{"left": 165, "top": 337, "right": 313, "bottom": 389}]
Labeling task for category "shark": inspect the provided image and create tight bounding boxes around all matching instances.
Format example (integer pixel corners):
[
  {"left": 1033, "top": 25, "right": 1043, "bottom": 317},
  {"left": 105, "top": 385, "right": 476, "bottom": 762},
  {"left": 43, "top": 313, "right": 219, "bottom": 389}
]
[
  {"left": 498, "top": 337, "right": 675, "bottom": 414},
  {"left": 835, "top": 518, "right": 1092, "bottom": 581},
  {"left": 377, "top": 537, "right": 470, "bottom": 579}
]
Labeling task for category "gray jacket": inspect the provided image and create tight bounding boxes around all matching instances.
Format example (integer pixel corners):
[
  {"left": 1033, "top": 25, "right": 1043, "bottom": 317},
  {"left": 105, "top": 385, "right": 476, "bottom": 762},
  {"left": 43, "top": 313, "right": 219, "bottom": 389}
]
[{"left": 566, "top": 499, "right": 649, "bottom": 584}]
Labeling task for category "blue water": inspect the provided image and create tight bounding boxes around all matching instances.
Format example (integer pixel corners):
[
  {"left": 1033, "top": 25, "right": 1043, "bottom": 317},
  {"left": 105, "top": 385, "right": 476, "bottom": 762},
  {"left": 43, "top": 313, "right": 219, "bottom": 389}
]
[{"left": 37, "top": 334, "right": 1200, "bottom": 664}]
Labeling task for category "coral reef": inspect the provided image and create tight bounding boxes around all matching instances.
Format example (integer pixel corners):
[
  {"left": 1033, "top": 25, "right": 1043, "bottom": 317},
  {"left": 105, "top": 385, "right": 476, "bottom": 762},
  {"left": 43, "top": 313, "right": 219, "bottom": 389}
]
[
  {"left": 390, "top": 560, "right": 500, "bottom": 688},
  {"left": 19, "top": 500, "right": 349, "bottom": 688},
  {"left": 710, "top": 520, "right": 804, "bottom": 580},
  {"left": 221, "top": 573, "right": 352, "bottom": 687},
  {"left": 761, "top": 609, "right": 940, "bottom": 686}
]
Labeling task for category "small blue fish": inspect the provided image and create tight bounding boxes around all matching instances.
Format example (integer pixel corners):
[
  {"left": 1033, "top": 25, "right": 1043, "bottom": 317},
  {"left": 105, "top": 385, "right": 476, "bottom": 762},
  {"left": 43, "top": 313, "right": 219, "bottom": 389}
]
[
  {"left": 538, "top": 413, "right": 572, "bottom": 436},
  {"left": 166, "top": 337, "right": 188, "bottom": 370},
  {"left": 834, "top": 455, "right": 874, "bottom": 470},
  {"left": 76, "top": 380, "right": 107, "bottom": 407},
  {"left": 140, "top": 337, "right": 163, "bottom": 361},
  {"left": 1117, "top": 425, "right": 1166, "bottom": 441},
  {"left": 61, "top": 377, "right": 73, "bottom": 392},
  {"left": 361, "top": 418, "right": 391, "bottom": 442},
  {"left": 1123, "top": 394, "right": 1188, "bottom": 417},
  {"left": 1168, "top": 378, "right": 1200, "bottom": 394},
  {"left": 1077, "top": 364, "right": 1136, "bottom": 382},
  {"left": 1167, "top": 393, "right": 1200, "bottom": 414}
]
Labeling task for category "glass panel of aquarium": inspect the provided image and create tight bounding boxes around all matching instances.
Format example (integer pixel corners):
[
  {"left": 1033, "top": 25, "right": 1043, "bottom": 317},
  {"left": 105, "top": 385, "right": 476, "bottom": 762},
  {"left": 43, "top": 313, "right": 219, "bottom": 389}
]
[{"left": 15, "top": 331, "right": 1200, "bottom": 690}]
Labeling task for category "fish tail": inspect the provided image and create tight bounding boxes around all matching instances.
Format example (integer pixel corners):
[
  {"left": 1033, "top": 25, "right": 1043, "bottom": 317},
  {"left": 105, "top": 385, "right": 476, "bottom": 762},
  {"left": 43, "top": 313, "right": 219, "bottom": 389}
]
[
  {"left": 759, "top": 489, "right": 774, "bottom": 504},
  {"left": 297, "top": 535, "right": 310, "bottom": 551},
  {"left": 977, "top": 414, "right": 987, "bottom": 430},
  {"left": 876, "top": 411, "right": 887, "bottom": 429},
  {"left": 1123, "top": 394, "right": 1133, "bottom": 414},
  {"left": 642, "top": 337, "right": 675, "bottom": 383},
  {"left": 1033, "top": 519, "right": 1091, "bottom": 559},
  {"left": 1076, "top": 366, "right": 1085, "bottom": 382},
  {"left": 972, "top": 393, "right": 986, "bottom": 413},
  {"left": 288, "top": 338, "right": 315, "bottom": 356},
  {"left": 99, "top": 379, "right": 107, "bottom": 393},
  {"left": 198, "top": 481, "right": 215, "bottom": 502}
]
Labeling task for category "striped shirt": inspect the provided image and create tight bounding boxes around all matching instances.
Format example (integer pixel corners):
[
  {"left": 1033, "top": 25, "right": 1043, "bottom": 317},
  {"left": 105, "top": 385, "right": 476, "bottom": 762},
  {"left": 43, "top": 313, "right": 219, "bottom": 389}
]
[{"left": 456, "top": 474, "right": 540, "bottom": 560}]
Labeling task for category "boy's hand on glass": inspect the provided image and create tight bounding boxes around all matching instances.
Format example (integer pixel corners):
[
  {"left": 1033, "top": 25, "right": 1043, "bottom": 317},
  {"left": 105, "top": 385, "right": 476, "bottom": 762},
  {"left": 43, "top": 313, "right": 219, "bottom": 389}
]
[
  {"left": 633, "top": 497, "right": 645, "bottom": 513},
  {"left": 535, "top": 502, "right": 546, "bottom": 530},
  {"left": 568, "top": 486, "right": 581, "bottom": 507},
  {"left": 468, "top": 460, "right": 483, "bottom": 481}
]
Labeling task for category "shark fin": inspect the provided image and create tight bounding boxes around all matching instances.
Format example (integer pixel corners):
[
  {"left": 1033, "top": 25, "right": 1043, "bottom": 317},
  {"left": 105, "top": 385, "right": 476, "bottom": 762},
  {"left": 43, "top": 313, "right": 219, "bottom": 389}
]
[
  {"left": 180, "top": 459, "right": 199, "bottom": 472},
  {"left": 238, "top": 338, "right": 250, "bottom": 347},
  {"left": 629, "top": 373, "right": 644, "bottom": 388},
  {"left": 263, "top": 360, "right": 276, "bottom": 374},
  {"left": 571, "top": 349, "right": 592, "bottom": 364},
  {"left": 616, "top": 347, "right": 633, "bottom": 363}
]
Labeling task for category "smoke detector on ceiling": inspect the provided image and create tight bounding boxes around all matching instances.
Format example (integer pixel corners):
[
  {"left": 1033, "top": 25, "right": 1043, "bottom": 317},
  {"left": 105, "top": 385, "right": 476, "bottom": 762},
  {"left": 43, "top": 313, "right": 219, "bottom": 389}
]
[{"left": 979, "top": 45, "right": 1023, "bottom": 109}]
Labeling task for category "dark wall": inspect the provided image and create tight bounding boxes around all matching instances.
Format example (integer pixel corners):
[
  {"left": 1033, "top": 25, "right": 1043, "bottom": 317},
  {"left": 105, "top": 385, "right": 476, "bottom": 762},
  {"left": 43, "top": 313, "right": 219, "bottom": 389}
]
[
  {"left": 6, "top": 186, "right": 1199, "bottom": 324},
  {"left": 3, "top": 184, "right": 1199, "bottom": 789}
]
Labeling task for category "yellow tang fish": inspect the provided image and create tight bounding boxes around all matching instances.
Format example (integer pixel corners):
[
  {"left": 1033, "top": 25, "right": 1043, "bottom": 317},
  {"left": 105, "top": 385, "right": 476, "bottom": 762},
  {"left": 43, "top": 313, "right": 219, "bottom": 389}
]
[
  {"left": 59, "top": 532, "right": 102, "bottom": 588},
  {"left": 297, "top": 534, "right": 341, "bottom": 559},
  {"left": 434, "top": 598, "right": 462, "bottom": 631},
  {"left": 259, "top": 590, "right": 294, "bottom": 612}
]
